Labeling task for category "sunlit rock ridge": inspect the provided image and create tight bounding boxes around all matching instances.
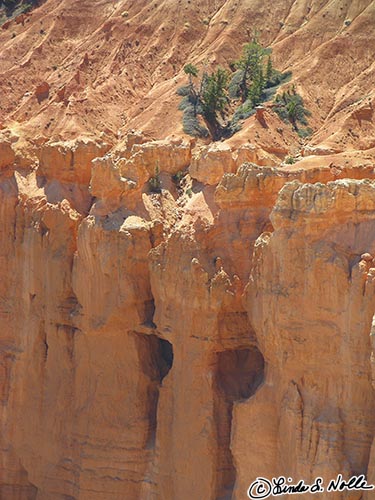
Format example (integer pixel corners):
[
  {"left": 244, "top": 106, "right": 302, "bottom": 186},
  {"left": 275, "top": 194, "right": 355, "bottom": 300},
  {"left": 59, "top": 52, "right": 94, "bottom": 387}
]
[{"left": 1, "top": 1, "right": 375, "bottom": 499}]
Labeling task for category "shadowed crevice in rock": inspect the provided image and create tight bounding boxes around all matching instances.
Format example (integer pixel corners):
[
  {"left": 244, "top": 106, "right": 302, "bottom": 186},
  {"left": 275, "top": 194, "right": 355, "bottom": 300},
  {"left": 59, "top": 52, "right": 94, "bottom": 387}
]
[
  {"left": 0, "top": 464, "right": 38, "bottom": 499},
  {"left": 158, "top": 338, "right": 174, "bottom": 381},
  {"left": 216, "top": 348, "right": 265, "bottom": 400},
  {"left": 56, "top": 324, "right": 80, "bottom": 362},
  {"left": 0, "top": 484, "right": 38, "bottom": 500},
  {"left": 0, "top": 352, "right": 16, "bottom": 406},
  {"left": 143, "top": 298, "right": 157, "bottom": 329},
  {"left": 133, "top": 333, "right": 173, "bottom": 449},
  {"left": 214, "top": 346, "right": 265, "bottom": 500}
]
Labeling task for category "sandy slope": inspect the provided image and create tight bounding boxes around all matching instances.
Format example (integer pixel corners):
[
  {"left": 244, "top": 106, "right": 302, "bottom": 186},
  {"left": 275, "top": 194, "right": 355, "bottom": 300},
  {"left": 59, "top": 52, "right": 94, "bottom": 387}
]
[{"left": 0, "top": 0, "right": 374, "bottom": 162}]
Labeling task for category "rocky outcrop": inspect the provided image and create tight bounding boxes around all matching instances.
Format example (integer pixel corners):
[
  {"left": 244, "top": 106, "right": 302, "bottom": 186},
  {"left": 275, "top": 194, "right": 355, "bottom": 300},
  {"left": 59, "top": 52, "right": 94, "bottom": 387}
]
[
  {"left": 0, "top": 137, "right": 15, "bottom": 169},
  {"left": 38, "top": 139, "right": 111, "bottom": 184},
  {"left": 2, "top": 0, "right": 375, "bottom": 497},
  {"left": 189, "top": 143, "right": 284, "bottom": 186},
  {"left": 239, "top": 180, "right": 375, "bottom": 499},
  {"left": 90, "top": 137, "right": 192, "bottom": 214},
  {"left": 1, "top": 137, "right": 375, "bottom": 500},
  {"left": 190, "top": 142, "right": 236, "bottom": 185},
  {"left": 35, "top": 82, "right": 50, "bottom": 103}
]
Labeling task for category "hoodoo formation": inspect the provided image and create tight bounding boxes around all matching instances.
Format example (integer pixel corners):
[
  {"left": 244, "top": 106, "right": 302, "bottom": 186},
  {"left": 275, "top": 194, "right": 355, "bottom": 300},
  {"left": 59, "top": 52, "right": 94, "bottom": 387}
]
[{"left": 1, "top": 0, "right": 375, "bottom": 499}]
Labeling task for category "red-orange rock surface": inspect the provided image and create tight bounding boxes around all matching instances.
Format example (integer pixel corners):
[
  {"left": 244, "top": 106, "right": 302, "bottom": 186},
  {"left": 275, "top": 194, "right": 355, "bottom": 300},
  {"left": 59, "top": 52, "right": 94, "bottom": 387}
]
[{"left": 1, "top": 1, "right": 375, "bottom": 499}]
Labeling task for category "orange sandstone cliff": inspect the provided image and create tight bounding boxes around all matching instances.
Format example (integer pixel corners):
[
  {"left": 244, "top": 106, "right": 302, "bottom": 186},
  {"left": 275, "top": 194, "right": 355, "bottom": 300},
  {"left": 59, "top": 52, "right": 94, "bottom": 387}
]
[{"left": 1, "top": 1, "right": 375, "bottom": 499}]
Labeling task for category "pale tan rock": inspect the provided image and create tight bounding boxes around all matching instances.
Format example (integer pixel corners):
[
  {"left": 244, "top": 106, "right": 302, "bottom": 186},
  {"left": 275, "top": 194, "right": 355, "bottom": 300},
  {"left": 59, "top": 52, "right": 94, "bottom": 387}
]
[
  {"left": 190, "top": 142, "right": 236, "bottom": 185},
  {"left": 2, "top": 141, "right": 375, "bottom": 500},
  {"left": 233, "top": 143, "right": 258, "bottom": 166},
  {"left": 130, "top": 137, "right": 191, "bottom": 177},
  {"left": 0, "top": 138, "right": 15, "bottom": 169},
  {"left": 240, "top": 179, "right": 375, "bottom": 500},
  {"left": 215, "top": 163, "right": 292, "bottom": 209},
  {"left": 2, "top": 0, "right": 375, "bottom": 497},
  {"left": 302, "top": 144, "right": 338, "bottom": 156},
  {"left": 38, "top": 139, "right": 111, "bottom": 184},
  {"left": 119, "top": 130, "right": 147, "bottom": 157},
  {"left": 90, "top": 155, "right": 137, "bottom": 213},
  {"left": 90, "top": 138, "right": 191, "bottom": 214},
  {"left": 361, "top": 253, "right": 373, "bottom": 262}
]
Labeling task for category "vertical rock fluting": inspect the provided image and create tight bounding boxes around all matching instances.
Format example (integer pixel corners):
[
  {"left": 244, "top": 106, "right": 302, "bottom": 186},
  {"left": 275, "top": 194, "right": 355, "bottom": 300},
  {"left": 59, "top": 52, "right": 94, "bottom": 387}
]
[
  {"left": 70, "top": 212, "right": 162, "bottom": 499},
  {"left": 0, "top": 169, "right": 82, "bottom": 498},
  {"left": 147, "top": 163, "right": 290, "bottom": 499},
  {"left": 0, "top": 173, "right": 39, "bottom": 500},
  {"left": 1, "top": 139, "right": 375, "bottom": 500},
  {"left": 148, "top": 231, "right": 263, "bottom": 500},
  {"left": 235, "top": 180, "right": 375, "bottom": 499}
]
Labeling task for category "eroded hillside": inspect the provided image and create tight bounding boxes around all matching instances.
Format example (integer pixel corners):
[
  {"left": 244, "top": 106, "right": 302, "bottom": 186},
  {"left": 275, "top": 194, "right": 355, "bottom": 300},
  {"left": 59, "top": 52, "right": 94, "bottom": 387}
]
[{"left": 1, "top": 1, "right": 375, "bottom": 499}]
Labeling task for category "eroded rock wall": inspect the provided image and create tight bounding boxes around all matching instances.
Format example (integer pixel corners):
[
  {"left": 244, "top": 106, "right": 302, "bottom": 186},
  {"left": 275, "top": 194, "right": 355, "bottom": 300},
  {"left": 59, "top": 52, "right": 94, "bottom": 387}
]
[{"left": 1, "top": 139, "right": 375, "bottom": 500}]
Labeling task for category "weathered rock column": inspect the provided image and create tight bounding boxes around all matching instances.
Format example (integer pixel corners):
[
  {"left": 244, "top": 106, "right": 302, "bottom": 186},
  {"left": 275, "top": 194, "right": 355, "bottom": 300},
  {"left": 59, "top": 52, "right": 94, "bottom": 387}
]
[{"left": 234, "top": 180, "right": 375, "bottom": 499}]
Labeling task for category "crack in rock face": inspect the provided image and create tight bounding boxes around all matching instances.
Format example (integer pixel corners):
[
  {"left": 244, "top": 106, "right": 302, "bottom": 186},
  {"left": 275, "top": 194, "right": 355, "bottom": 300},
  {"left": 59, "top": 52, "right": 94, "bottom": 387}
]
[{"left": 214, "top": 347, "right": 265, "bottom": 499}]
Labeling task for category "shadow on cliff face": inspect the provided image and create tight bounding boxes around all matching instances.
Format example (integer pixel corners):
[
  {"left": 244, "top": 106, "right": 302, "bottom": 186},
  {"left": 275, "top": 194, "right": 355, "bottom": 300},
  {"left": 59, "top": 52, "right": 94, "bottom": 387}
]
[
  {"left": 0, "top": 471, "right": 38, "bottom": 499},
  {"left": 216, "top": 348, "right": 264, "bottom": 401},
  {"left": 132, "top": 333, "right": 173, "bottom": 449},
  {"left": 214, "top": 346, "right": 265, "bottom": 500},
  {"left": 0, "top": 485, "right": 37, "bottom": 499}
]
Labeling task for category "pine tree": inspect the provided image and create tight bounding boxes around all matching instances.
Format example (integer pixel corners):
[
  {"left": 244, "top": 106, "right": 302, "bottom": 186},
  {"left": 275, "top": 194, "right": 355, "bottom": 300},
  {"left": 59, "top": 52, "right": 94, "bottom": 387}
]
[
  {"left": 184, "top": 64, "right": 199, "bottom": 85},
  {"left": 233, "top": 38, "right": 269, "bottom": 103},
  {"left": 178, "top": 40, "right": 295, "bottom": 140},
  {"left": 200, "top": 67, "right": 229, "bottom": 140},
  {"left": 274, "top": 87, "right": 311, "bottom": 131},
  {"left": 265, "top": 56, "right": 273, "bottom": 85},
  {"left": 178, "top": 65, "right": 229, "bottom": 140},
  {"left": 183, "top": 64, "right": 200, "bottom": 115}
]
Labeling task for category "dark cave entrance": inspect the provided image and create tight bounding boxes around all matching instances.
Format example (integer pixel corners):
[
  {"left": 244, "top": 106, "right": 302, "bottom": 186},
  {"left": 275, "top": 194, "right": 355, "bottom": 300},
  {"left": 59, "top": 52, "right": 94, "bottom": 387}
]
[
  {"left": 133, "top": 333, "right": 173, "bottom": 449},
  {"left": 157, "top": 337, "right": 174, "bottom": 382},
  {"left": 214, "top": 346, "right": 265, "bottom": 500}
]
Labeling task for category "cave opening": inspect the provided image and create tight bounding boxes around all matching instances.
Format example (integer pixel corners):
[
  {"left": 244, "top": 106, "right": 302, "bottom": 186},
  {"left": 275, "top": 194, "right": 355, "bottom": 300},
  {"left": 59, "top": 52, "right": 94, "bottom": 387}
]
[
  {"left": 216, "top": 348, "right": 264, "bottom": 401},
  {"left": 214, "top": 346, "right": 265, "bottom": 500},
  {"left": 158, "top": 337, "right": 174, "bottom": 382},
  {"left": 133, "top": 333, "right": 173, "bottom": 449}
]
